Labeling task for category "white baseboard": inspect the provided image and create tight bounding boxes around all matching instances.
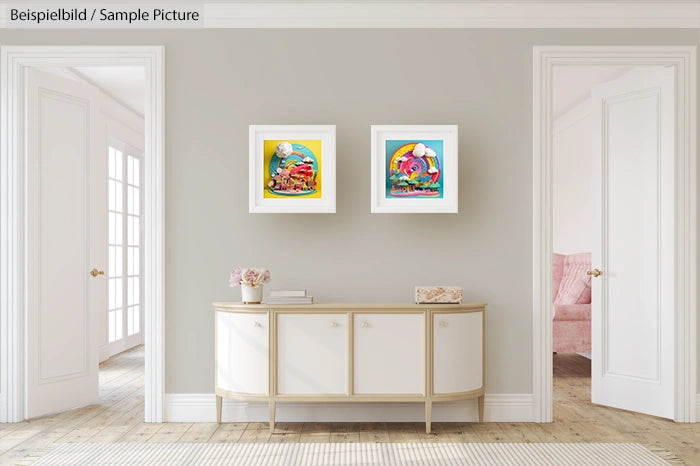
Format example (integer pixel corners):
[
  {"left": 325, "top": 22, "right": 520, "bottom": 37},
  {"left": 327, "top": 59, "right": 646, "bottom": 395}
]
[
  {"left": 165, "top": 393, "right": 533, "bottom": 423},
  {"left": 98, "top": 344, "right": 110, "bottom": 364},
  {"left": 696, "top": 394, "right": 700, "bottom": 422}
]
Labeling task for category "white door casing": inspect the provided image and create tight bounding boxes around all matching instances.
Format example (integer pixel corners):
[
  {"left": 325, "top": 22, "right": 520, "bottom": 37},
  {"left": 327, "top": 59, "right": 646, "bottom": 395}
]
[
  {"left": 25, "top": 69, "right": 102, "bottom": 418},
  {"left": 433, "top": 312, "right": 483, "bottom": 394},
  {"left": 532, "top": 46, "right": 696, "bottom": 423},
  {"left": 0, "top": 46, "right": 164, "bottom": 423},
  {"left": 277, "top": 314, "right": 347, "bottom": 395},
  {"left": 590, "top": 67, "right": 675, "bottom": 418},
  {"left": 353, "top": 313, "right": 424, "bottom": 395},
  {"left": 216, "top": 312, "right": 268, "bottom": 395}
]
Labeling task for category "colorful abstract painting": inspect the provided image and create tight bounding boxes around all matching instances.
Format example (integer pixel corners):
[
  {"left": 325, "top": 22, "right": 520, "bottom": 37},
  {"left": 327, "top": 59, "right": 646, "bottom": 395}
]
[
  {"left": 263, "top": 139, "right": 322, "bottom": 199},
  {"left": 385, "top": 140, "right": 444, "bottom": 199}
]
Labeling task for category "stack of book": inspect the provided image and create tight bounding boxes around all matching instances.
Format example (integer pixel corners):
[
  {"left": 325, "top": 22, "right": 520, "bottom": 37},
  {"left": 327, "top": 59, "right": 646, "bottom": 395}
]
[{"left": 264, "top": 289, "right": 314, "bottom": 304}]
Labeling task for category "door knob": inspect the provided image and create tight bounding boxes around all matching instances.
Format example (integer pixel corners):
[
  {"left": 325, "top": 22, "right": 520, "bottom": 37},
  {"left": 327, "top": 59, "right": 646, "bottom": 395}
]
[
  {"left": 361, "top": 321, "right": 369, "bottom": 328},
  {"left": 329, "top": 321, "right": 338, "bottom": 327},
  {"left": 90, "top": 268, "right": 105, "bottom": 277},
  {"left": 587, "top": 268, "right": 603, "bottom": 277}
]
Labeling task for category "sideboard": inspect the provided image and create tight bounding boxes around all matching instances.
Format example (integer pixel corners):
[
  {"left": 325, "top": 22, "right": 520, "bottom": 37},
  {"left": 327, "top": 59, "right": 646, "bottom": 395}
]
[{"left": 213, "top": 302, "right": 486, "bottom": 433}]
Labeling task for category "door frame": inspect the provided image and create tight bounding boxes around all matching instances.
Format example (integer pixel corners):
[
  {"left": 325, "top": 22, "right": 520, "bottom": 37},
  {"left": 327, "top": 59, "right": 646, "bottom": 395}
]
[
  {"left": 0, "top": 46, "right": 165, "bottom": 423},
  {"left": 532, "top": 46, "right": 697, "bottom": 422}
]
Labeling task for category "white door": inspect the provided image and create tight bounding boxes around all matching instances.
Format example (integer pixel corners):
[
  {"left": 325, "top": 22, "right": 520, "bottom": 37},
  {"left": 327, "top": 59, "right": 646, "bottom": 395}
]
[
  {"left": 590, "top": 66, "right": 675, "bottom": 419},
  {"left": 277, "top": 314, "right": 346, "bottom": 394},
  {"left": 26, "top": 69, "right": 104, "bottom": 418},
  {"left": 433, "top": 312, "right": 482, "bottom": 394},
  {"left": 354, "top": 313, "right": 424, "bottom": 395},
  {"left": 216, "top": 312, "right": 268, "bottom": 395}
]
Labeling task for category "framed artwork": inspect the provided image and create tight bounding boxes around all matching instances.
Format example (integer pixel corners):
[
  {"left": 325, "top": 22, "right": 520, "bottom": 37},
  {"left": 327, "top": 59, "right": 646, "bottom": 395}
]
[
  {"left": 371, "top": 125, "right": 458, "bottom": 213},
  {"left": 249, "top": 125, "right": 336, "bottom": 213}
]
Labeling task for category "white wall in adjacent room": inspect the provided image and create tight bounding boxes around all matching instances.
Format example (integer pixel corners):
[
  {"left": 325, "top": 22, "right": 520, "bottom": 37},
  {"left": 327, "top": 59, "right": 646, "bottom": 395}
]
[{"left": 553, "top": 101, "right": 593, "bottom": 256}]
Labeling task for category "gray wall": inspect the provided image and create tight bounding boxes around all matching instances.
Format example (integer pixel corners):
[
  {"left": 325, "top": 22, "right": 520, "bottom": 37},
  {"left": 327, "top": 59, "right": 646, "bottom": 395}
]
[{"left": 1, "top": 29, "right": 698, "bottom": 395}]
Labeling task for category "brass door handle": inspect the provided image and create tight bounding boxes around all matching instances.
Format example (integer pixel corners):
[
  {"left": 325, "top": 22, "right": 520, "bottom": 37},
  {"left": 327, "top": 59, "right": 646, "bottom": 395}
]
[
  {"left": 587, "top": 268, "right": 603, "bottom": 277},
  {"left": 90, "top": 268, "right": 105, "bottom": 277}
]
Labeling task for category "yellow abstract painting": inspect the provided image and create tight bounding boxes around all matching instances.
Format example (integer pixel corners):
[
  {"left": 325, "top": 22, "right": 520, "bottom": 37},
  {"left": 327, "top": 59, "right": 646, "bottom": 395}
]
[{"left": 263, "top": 139, "right": 323, "bottom": 199}]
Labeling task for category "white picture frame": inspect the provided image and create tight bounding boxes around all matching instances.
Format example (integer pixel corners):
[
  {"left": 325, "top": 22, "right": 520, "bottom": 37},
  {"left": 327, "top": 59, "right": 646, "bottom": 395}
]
[
  {"left": 371, "top": 125, "right": 458, "bottom": 213},
  {"left": 249, "top": 125, "right": 336, "bottom": 213}
]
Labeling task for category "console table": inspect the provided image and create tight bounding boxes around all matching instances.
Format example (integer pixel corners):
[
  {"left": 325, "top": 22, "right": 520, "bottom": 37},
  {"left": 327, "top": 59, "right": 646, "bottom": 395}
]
[{"left": 213, "top": 302, "right": 486, "bottom": 433}]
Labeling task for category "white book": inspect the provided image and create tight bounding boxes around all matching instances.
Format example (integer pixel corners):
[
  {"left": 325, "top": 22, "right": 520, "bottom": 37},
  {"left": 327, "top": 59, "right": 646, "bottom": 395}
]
[
  {"left": 264, "top": 296, "right": 314, "bottom": 304},
  {"left": 265, "top": 296, "right": 313, "bottom": 301},
  {"left": 268, "top": 289, "right": 307, "bottom": 297}
]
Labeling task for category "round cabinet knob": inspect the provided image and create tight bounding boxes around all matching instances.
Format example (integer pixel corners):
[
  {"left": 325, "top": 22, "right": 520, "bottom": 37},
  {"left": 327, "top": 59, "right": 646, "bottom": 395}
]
[
  {"left": 329, "top": 321, "right": 338, "bottom": 328},
  {"left": 440, "top": 321, "right": 448, "bottom": 328},
  {"left": 253, "top": 321, "right": 261, "bottom": 327},
  {"left": 361, "top": 321, "right": 369, "bottom": 328}
]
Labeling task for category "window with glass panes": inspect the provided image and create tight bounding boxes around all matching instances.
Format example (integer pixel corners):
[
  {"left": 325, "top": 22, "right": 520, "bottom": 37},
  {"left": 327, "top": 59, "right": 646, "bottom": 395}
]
[{"left": 108, "top": 145, "right": 142, "bottom": 343}]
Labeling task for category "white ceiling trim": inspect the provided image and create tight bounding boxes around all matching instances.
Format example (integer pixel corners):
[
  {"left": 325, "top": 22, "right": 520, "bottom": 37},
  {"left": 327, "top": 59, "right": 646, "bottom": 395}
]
[
  {"left": 553, "top": 98, "right": 591, "bottom": 135},
  {"left": 203, "top": 2, "right": 700, "bottom": 29},
  {"left": 67, "top": 68, "right": 145, "bottom": 119}
]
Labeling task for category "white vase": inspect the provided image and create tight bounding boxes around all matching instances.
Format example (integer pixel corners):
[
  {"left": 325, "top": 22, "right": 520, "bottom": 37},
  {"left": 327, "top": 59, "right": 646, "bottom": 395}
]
[{"left": 241, "top": 285, "right": 263, "bottom": 304}]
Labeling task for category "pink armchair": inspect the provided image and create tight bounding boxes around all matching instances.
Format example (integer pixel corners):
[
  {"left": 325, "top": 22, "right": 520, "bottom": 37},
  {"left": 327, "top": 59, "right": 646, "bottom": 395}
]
[{"left": 552, "top": 253, "right": 592, "bottom": 353}]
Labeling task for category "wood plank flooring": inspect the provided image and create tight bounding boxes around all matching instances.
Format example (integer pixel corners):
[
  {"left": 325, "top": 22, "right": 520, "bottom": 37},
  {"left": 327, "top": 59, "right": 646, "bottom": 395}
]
[{"left": 0, "top": 348, "right": 697, "bottom": 465}]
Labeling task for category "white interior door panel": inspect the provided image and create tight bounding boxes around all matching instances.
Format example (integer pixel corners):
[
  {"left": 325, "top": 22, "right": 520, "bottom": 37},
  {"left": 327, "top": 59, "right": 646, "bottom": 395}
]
[
  {"left": 590, "top": 66, "right": 675, "bottom": 419},
  {"left": 26, "top": 69, "right": 103, "bottom": 418}
]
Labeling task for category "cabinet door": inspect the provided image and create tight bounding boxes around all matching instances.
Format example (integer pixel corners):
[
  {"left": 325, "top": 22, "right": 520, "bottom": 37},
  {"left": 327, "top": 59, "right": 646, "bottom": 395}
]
[
  {"left": 354, "top": 313, "right": 424, "bottom": 394},
  {"left": 216, "top": 312, "right": 268, "bottom": 394},
  {"left": 277, "top": 313, "right": 347, "bottom": 395},
  {"left": 433, "top": 311, "right": 482, "bottom": 394}
]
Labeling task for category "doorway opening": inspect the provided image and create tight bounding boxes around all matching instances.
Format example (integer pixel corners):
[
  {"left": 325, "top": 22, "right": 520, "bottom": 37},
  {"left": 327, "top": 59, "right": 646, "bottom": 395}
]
[
  {"left": 29, "top": 64, "right": 145, "bottom": 419},
  {"left": 0, "top": 46, "right": 164, "bottom": 423},
  {"left": 551, "top": 65, "right": 634, "bottom": 413},
  {"left": 532, "top": 46, "right": 697, "bottom": 423}
]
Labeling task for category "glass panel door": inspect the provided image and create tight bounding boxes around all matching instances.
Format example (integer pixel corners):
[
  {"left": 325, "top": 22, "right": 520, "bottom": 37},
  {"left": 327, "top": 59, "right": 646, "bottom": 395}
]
[
  {"left": 108, "top": 147, "right": 124, "bottom": 344},
  {"left": 107, "top": 141, "right": 143, "bottom": 354},
  {"left": 126, "top": 154, "right": 141, "bottom": 336}
]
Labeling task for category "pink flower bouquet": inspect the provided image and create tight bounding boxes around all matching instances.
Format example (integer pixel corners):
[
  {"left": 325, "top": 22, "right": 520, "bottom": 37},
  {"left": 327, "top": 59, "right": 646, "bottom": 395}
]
[{"left": 230, "top": 267, "right": 271, "bottom": 288}]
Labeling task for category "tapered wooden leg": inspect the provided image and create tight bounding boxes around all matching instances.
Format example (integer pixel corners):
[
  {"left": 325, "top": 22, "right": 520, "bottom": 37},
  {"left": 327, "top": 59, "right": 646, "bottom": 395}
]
[
  {"left": 216, "top": 395, "right": 222, "bottom": 423},
  {"left": 425, "top": 400, "right": 432, "bottom": 433},
  {"left": 269, "top": 400, "right": 276, "bottom": 432},
  {"left": 477, "top": 395, "right": 485, "bottom": 422}
]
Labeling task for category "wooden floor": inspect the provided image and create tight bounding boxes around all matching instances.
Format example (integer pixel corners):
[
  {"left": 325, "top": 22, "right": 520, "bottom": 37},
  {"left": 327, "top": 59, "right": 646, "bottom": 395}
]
[{"left": 0, "top": 348, "right": 698, "bottom": 465}]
